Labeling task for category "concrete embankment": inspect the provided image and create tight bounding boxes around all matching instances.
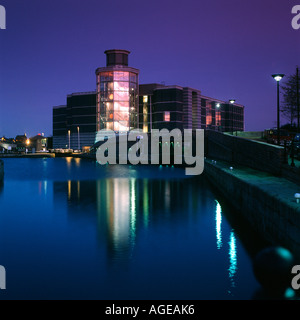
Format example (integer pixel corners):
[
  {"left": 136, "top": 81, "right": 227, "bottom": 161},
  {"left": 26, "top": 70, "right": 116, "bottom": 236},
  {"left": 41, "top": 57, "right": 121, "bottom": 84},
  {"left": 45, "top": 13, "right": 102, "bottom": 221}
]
[
  {"left": 0, "top": 153, "right": 55, "bottom": 158},
  {"left": 0, "top": 160, "right": 3, "bottom": 181},
  {"left": 204, "top": 159, "right": 300, "bottom": 260}
]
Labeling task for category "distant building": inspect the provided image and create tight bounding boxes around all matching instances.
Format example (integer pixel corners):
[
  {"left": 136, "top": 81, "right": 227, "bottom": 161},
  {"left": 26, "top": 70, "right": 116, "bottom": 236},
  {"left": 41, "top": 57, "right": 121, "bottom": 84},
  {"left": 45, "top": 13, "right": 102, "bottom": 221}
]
[
  {"left": 53, "top": 49, "right": 244, "bottom": 148},
  {"left": 15, "top": 134, "right": 29, "bottom": 152},
  {"left": 0, "top": 137, "right": 16, "bottom": 153},
  {"left": 53, "top": 105, "right": 67, "bottom": 148},
  {"left": 139, "top": 84, "right": 244, "bottom": 132},
  {"left": 30, "top": 135, "right": 48, "bottom": 152},
  {"left": 53, "top": 92, "right": 96, "bottom": 149},
  {"left": 15, "top": 135, "right": 27, "bottom": 145},
  {"left": 95, "top": 49, "right": 139, "bottom": 131}
]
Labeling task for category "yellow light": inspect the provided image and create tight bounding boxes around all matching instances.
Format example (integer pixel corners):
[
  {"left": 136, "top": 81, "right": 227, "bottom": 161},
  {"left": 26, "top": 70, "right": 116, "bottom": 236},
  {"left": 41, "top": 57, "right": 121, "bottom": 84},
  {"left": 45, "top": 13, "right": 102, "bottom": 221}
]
[
  {"left": 26, "top": 139, "right": 30, "bottom": 145},
  {"left": 68, "top": 180, "right": 71, "bottom": 200},
  {"left": 143, "top": 95, "right": 148, "bottom": 103}
]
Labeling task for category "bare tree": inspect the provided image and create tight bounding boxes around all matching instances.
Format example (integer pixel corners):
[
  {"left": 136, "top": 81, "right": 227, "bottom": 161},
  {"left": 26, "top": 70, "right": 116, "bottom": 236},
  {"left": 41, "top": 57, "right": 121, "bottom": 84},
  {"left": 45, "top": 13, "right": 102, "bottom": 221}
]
[{"left": 280, "top": 68, "right": 300, "bottom": 127}]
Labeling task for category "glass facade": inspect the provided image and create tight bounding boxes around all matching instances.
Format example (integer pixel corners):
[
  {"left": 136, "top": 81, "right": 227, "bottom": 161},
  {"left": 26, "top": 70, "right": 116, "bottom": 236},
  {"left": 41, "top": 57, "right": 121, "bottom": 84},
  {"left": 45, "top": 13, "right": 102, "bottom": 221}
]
[
  {"left": 96, "top": 70, "right": 139, "bottom": 131},
  {"left": 215, "top": 107, "right": 221, "bottom": 127},
  {"left": 206, "top": 101, "right": 212, "bottom": 126},
  {"left": 164, "top": 111, "right": 170, "bottom": 122}
]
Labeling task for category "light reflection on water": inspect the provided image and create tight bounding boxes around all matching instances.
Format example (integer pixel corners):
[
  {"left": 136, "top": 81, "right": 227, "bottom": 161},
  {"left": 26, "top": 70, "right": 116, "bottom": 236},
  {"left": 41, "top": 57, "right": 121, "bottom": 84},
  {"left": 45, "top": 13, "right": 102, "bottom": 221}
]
[
  {"left": 215, "top": 200, "right": 238, "bottom": 293},
  {"left": 0, "top": 157, "right": 262, "bottom": 299},
  {"left": 228, "top": 231, "right": 238, "bottom": 290},
  {"left": 215, "top": 201, "right": 222, "bottom": 250}
]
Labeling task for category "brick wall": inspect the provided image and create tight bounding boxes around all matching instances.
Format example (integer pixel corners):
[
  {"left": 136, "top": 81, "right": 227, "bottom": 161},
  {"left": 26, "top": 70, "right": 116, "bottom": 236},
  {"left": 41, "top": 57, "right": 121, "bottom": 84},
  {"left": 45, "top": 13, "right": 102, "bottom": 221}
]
[
  {"left": 281, "top": 164, "right": 300, "bottom": 185},
  {"left": 205, "top": 160, "right": 300, "bottom": 259},
  {"left": 205, "top": 130, "right": 285, "bottom": 176}
]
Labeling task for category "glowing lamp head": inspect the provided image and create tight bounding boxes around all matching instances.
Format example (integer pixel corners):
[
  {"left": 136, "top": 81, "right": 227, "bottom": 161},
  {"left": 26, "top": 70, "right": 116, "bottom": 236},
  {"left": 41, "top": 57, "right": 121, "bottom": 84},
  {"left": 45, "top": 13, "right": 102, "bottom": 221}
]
[
  {"left": 216, "top": 103, "right": 220, "bottom": 108},
  {"left": 26, "top": 139, "right": 30, "bottom": 145},
  {"left": 295, "top": 193, "right": 300, "bottom": 203},
  {"left": 229, "top": 99, "right": 235, "bottom": 104},
  {"left": 272, "top": 74, "right": 285, "bottom": 82}
]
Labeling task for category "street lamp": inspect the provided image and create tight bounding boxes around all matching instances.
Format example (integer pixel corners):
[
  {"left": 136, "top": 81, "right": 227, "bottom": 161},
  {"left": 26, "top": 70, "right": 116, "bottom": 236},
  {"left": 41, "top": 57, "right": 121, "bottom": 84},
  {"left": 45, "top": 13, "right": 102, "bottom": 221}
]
[
  {"left": 77, "top": 126, "right": 80, "bottom": 151},
  {"left": 216, "top": 103, "right": 221, "bottom": 131},
  {"left": 272, "top": 74, "right": 285, "bottom": 145},
  {"left": 26, "top": 139, "right": 30, "bottom": 154},
  {"left": 68, "top": 130, "right": 71, "bottom": 149},
  {"left": 229, "top": 99, "right": 235, "bottom": 134},
  {"left": 297, "top": 66, "right": 299, "bottom": 132}
]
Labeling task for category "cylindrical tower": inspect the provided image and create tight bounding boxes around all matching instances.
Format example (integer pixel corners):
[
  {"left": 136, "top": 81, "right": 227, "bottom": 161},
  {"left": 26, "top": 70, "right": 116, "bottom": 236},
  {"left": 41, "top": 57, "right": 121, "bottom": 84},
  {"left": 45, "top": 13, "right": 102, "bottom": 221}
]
[{"left": 96, "top": 49, "right": 139, "bottom": 132}]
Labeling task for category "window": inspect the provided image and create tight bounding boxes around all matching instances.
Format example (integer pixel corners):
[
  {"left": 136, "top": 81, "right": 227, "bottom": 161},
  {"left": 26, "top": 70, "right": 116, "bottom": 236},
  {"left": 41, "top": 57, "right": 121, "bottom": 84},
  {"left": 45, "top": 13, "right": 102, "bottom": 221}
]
[
  {"left": 114, "top": 81, "right": 129, "bottom": 91},
  {"left": 216, "top": 109, "right": 221, "bottom": 126},
  {"left": 164, "top": 111, "right": 170, "bottom": 122},
  {"left": 114, "top": 71, "right": 129, "bottom": 81},
  {"left": 130, "top": 73, "right": 137, "bottom": 83},
  {"left": 100, "top": 72, "right": 113, "bottom": 82},
  {"left": 114, "top": 91, "right": 129, "bottom": 101},
  {"left": 206, "top": 102, "right": 212, "bottom": 126},
  {"left": 114, "top": 101, "right": 129, "bottom": 111}
]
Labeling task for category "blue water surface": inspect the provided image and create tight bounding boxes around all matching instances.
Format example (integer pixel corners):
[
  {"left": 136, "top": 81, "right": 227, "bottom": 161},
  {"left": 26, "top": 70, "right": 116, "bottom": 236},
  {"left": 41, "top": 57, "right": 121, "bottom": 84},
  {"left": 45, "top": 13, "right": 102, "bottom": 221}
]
[{"left": 0, "top": 157, "right": 263, "bottom": 299}]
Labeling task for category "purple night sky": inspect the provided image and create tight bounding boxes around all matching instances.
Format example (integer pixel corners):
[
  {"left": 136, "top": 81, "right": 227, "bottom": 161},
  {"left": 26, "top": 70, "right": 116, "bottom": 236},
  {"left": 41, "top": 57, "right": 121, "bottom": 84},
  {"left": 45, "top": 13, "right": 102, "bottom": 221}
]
[{"left": 0, "top": 0, "right": 299, "bottom": 138}]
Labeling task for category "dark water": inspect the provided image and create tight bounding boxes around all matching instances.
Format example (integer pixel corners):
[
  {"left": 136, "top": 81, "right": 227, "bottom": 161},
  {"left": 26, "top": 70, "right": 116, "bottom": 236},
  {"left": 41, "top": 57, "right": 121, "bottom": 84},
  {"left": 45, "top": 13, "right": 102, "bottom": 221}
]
[{"left": 0, "top": 157, "right": 264, "bottom": 300}]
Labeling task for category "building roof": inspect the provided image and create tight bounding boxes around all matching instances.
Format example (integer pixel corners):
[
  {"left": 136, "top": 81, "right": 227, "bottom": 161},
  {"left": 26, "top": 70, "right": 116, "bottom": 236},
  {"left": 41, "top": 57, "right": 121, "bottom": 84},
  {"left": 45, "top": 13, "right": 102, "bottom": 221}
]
[
  {"left": 67, "top": 91, "right": 96, "bottom": 98},
  {"left": 104, "top": 49, "right": 130, "bottom": 55},
  {"left": 201, "top": 95, "right": 244, "bottom": 108},
  {"left": 53, "top": 105, "right": 67, "bottom": 109},
  {"left": 30, "top": 135, "right": 47, "bottom": 141}
]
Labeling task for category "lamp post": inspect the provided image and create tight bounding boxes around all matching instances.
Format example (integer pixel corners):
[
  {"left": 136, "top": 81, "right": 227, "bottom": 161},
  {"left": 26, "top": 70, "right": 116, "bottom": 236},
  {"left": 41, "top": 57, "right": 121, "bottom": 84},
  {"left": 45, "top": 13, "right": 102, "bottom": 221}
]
[
  {"left": 68, "top": 130, "right": 71, "bottom": 149},
  {"left": 229, "top": 99, "right": 235, "bottom": 135},
  {"left": 272, "top": 74, "right": 285, "bottom": 145},
  {"left": 216, "top": 103, "right": 221, "bottom": 131},
  {"left": 26, "top": 139, "right": 30, "bottom": 154},
  {"left": 77, "top": 126, "right": 80, "bottom": 151},
  {"left": 297, "top": 66, "right": 299, "bottom": 133}
]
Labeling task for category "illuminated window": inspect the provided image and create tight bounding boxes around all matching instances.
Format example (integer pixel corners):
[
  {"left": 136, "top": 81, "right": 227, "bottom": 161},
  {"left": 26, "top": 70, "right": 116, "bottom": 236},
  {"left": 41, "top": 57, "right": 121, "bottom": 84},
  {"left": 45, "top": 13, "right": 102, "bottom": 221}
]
[
  {"left": 216, "top": 110, "right": 221, "bottom": 126},
  {"left": 114, "top": 101, "right": 129, "bottom": 111},
  {"left": 206, "top": 102, "right": 212, "bottom": 126},
  {"left": 97, "top": 69, "right": 138, "bottom": 131},
  {"left": 143, "top": 96, "right": 148, "bottom": 103},
  {"left": 143, "top": 104, "right": 148, "bottom": 133},
  {"left": 164, "top": 111, "right": 170, "bottom": 122},
  {"left": 114, "top": 72, "right": 129, "bottom": 81},
  {"left": 114, "top": 91, "right": 129, "bottom": 101},
  {"left": 114, "top": 81, "right": 129, "bottom": 91}
]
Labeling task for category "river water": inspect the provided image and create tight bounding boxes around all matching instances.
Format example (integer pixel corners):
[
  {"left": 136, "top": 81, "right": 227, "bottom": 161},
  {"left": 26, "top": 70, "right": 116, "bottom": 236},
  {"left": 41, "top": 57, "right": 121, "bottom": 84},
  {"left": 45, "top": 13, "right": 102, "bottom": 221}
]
[{"left": 0, "top": 157, "right": 265, "bottom": 299}]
